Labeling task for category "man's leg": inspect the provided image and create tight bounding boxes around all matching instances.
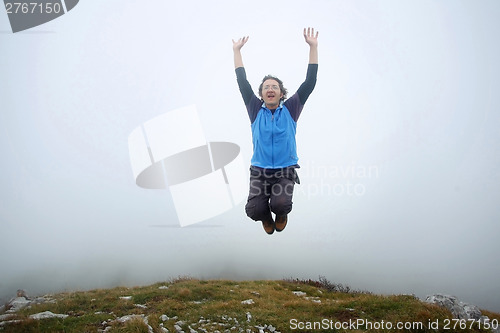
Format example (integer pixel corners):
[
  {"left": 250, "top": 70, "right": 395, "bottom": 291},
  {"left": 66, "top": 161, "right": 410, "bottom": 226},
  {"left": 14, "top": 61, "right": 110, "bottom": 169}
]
[
  {"left": 270, "top": 176, "right": 295, "bottom": 232},
  {"left": 245, "top": 170, "right": 275, "bottom": 234}
]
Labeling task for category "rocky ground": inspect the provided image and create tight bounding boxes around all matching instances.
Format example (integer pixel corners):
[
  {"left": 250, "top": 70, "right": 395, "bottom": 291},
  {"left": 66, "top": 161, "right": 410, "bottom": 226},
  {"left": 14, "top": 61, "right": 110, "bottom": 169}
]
[{"left": 1, "top": 286, "right": 499, "bottom": 332}]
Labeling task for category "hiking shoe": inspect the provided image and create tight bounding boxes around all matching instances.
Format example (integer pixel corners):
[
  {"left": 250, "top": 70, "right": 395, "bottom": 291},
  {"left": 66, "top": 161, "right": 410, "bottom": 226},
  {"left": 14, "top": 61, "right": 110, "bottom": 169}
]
[
  {"left": 262, "top": 219, "right": 275, "bottom": 235},
  {"left": 275, "top": 215, "right": 288, "bottom": 232}
]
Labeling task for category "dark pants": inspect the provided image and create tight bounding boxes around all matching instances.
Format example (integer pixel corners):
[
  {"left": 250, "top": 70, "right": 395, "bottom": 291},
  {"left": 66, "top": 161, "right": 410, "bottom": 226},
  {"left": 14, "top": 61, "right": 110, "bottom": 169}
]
[{"left": 245, "top": 166, "right": 299, "bottom": 222}]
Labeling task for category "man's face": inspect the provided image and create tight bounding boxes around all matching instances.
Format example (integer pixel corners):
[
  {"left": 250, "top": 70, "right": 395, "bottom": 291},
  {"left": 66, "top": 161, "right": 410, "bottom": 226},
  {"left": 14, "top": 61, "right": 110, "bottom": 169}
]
[{"left": 261, "top": 79, "right": 283, "bottom": 108}]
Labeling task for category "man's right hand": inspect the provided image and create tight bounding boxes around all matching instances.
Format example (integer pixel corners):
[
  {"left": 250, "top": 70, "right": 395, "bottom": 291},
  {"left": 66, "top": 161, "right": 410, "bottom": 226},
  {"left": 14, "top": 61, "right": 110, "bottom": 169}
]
[{"left": 232, "top": 36, "right": 249, "bottom": 51}]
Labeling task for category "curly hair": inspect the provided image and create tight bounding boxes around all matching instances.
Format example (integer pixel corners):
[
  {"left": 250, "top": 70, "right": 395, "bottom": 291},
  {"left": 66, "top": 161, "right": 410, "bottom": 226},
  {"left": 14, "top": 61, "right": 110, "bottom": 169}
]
[{"left": 258, "top": 75, "right": 288, "bottom": 102}]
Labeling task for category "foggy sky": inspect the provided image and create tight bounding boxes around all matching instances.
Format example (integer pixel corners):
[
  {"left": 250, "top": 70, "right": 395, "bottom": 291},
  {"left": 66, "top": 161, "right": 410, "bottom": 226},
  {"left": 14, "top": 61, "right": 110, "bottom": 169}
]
[{"left": 1, "top": 0, "right": 499, "bottom": 312}]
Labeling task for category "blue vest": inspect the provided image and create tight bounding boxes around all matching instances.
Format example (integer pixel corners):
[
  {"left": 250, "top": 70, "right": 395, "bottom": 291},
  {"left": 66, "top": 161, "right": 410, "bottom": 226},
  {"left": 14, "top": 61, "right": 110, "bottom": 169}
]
[{"left": 251, "top": 102, "right": 298, "bottom": 169}]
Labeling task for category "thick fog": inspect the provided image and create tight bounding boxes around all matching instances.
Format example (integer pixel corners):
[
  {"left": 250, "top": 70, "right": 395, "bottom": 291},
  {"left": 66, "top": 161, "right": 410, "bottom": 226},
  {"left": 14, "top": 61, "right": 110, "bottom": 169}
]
[{"left": 1, "top": 0, "right": 499, "bottom": 312}]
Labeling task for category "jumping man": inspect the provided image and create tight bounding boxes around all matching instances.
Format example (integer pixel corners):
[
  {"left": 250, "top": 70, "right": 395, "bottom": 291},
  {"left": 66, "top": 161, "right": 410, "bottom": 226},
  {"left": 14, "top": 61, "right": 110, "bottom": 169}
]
[{"left": 233, "top": 27, "right": 319, "bottom": 235}]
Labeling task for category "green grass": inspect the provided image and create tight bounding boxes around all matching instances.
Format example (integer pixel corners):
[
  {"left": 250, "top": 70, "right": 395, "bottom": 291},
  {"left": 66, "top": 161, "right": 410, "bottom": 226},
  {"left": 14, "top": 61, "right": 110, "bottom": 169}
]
[{"left": 1, "top": 277, "right": 499, "bottom": 332}]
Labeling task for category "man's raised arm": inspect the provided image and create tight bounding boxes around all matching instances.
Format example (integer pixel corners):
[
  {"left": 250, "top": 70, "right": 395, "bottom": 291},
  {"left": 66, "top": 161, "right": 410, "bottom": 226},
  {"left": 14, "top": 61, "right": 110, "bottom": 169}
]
[
  {"left": 232, "top": 36, "right": 249, "bottom": 69},
  {"left": 233, "top": 36, "right": 256, "bottom": 109},
  {"left": 304, "top": 27, "right": 319, "bottom": 64},
  {"left": 290, "top": 27, "right": 319, "bottom": 111}
]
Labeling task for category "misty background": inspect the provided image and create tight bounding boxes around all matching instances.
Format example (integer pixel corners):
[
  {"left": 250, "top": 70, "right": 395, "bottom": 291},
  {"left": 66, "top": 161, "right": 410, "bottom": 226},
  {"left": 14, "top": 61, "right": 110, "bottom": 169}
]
[{"left": 1, "top": 0, "right": 499, "bottom": 312}]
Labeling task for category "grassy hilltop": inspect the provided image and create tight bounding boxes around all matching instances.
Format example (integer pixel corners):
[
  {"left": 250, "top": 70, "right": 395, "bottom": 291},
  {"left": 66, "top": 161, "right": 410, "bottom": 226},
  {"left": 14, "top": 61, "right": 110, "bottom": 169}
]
[{"left": 1, "top": 277, "right": 499, "bottom": 332}]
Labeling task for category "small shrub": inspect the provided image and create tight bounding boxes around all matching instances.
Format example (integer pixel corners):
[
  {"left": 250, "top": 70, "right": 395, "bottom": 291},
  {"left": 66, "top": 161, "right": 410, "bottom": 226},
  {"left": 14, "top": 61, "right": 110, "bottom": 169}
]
[{"left": 283, "top": 276, "right": 372, "bottom": 295}]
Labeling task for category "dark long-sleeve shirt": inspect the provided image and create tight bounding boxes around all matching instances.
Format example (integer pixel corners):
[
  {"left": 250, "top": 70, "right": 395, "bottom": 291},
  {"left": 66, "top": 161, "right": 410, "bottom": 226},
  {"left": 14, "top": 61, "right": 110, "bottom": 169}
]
[{"left": 235, "top": 64, "right": 318, "bottom": 123}]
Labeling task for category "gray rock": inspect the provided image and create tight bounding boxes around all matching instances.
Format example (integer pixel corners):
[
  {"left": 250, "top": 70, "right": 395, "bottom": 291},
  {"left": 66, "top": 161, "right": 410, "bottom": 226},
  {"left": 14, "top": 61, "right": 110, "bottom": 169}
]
[
  {"left": 0, "top": 314, "right": 15, "bottom": 321},
  {"left": 425, "top": 294, "right": 500, "bottom": 333},
  {"left": 425, "top": 294, "right": 481, "bottom": 320},
  {"left": 29, "top": 311, "right": 68, "bottom": 320},
  {"left": 0, "top": 319, "right": 22, "bottom": 327},
  {"left": 117, "top": 314, "right": 144, "bottom": 323},
  {"left": 6, "top": 297, "right": 31, "bottom": 313},
  {"left": 5, "top": 294, "right": 57, "bottom": 314},
  {"left": 292, "top": 291, "right": 307, "bottom": 297},
  {"left": 143, "top": 316, "right": 154, "bottom": 333}
]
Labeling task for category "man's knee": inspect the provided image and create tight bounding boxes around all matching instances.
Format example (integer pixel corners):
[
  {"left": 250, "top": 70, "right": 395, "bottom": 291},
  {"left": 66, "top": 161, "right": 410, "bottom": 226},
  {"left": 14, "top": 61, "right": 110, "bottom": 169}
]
[
  {"left": 245, "top": 202, "right": 257, "bottom": 220},
  {"left": 245, "top": 201, "right": 270, "bottom": 221},
  {"left": 270, "top": 181, "right": 294, "bottom": 216},
  {"left": 270, "top": 199, "right": 292, "bottom": 216}
]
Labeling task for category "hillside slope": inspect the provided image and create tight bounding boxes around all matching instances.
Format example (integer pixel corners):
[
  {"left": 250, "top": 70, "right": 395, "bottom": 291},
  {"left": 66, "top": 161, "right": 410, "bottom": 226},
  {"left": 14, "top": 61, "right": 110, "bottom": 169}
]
[{"left": 1, "top": 277, "right": 499, "bottom": 332}]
